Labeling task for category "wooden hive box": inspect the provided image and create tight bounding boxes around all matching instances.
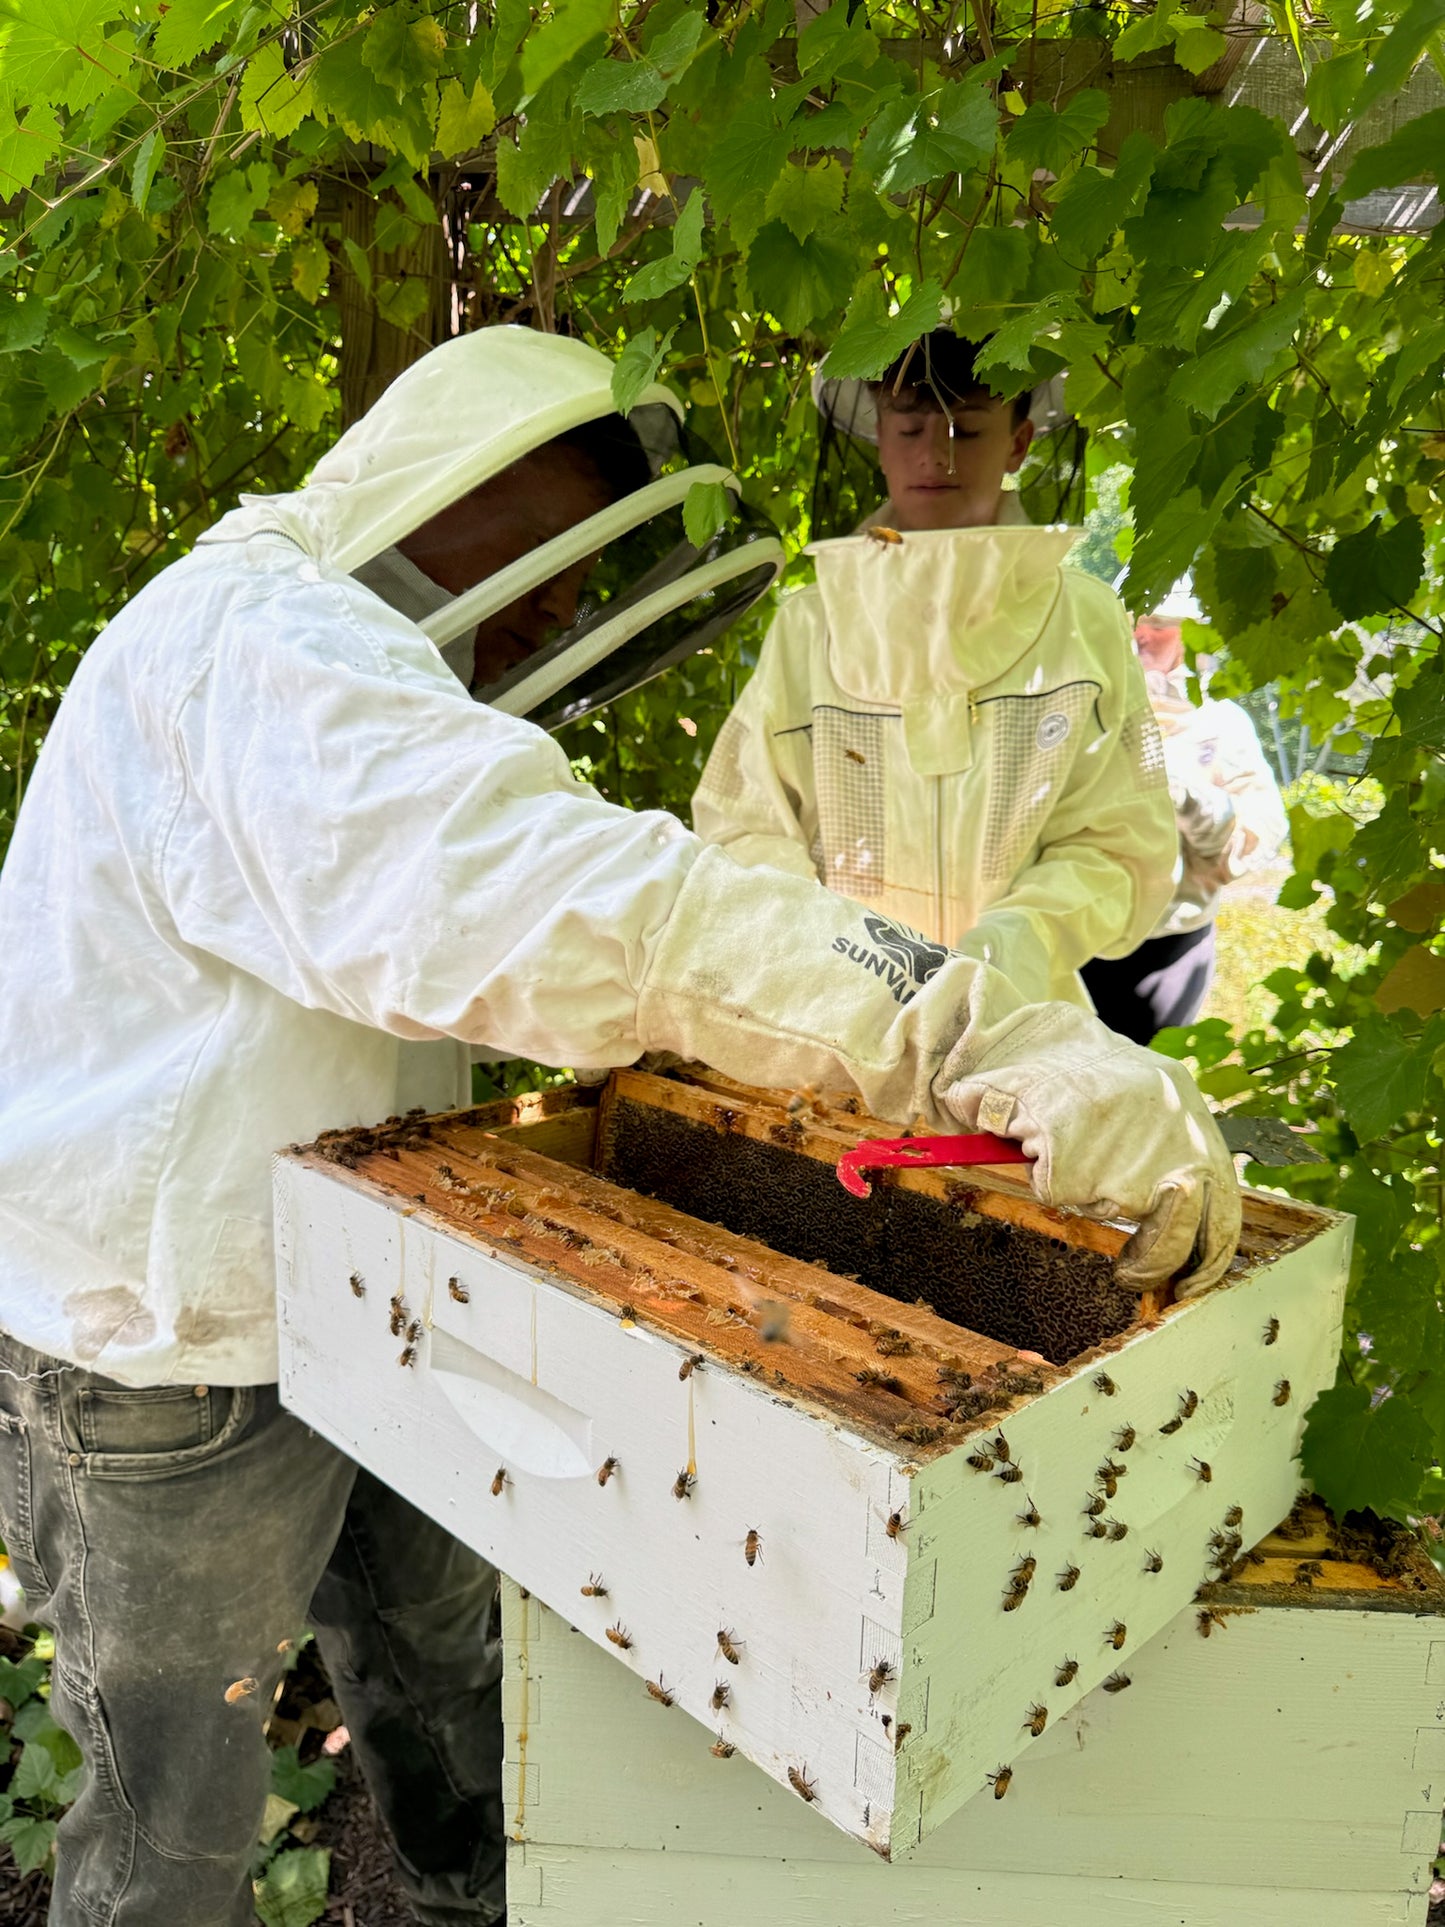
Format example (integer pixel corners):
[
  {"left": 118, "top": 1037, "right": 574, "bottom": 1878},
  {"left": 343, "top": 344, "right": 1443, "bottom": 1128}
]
[
  {"left": 500, "top": 1514, "right": 1445, "bottom": 1926},
  {"left": 274, "top": 1069, "right": 1350, "bottom": 1858}
]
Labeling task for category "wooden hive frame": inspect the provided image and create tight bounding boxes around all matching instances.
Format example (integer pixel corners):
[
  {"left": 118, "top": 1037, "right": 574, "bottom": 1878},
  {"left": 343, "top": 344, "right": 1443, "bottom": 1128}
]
[{"left": 275, "top": 1067, "right": 1350, "bottom": 1857}]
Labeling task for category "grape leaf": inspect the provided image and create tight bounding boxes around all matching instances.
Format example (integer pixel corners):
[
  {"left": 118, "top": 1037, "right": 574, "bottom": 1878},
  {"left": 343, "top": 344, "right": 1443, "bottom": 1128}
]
[
  {"left": 519, "top": 0, "right": 610, "bottom": 94},
  {"left": 1353, "top": 0, "right": 1445, "bottom": 118},
  {"left": 1167, "top": 290, "right": 1304, "bottom": 420},
  {"left": 611, "top": 324, "right": 675, "bottom": 415},
  {"left": 764, "top": 159, "right": 845, "bottom": 244},
  {"left": 703, "top": 85, "right": 792, "bottom": 221},
  {"left": 744, "top": 220, "right": 856, "bottom": 334},
  {"left": 1048, "top": 132, "right": 1156, "bottom": 259},
  {"left": 683, "top": 478, "right": 729, "bottom": 548},
  {"left": 623, "top": 189, "right": 704, "bottom": 302},
  {"left": 861, "top": 82, "right": 996, "bottom": 196},
  {"left": 252, "top": 1844, "right": 332, "bottom": 1927},
  {"left": 361, "top": 8, "right": 445, "bottom": 91},
  {"left": 823, "top": 276, "right": 946, "bottom": 381},
  {"left": 1330, "top": 1010, "right": 1434, "bottom": 1141},
  {"left": 1301, "top": 1377, "right": 1435, "bottom": 1523},
  {"left": 1006, "top": 91, "right": 1108, "bottom": 177},
  {"left": 436, "top": 78, "right": 495, "bottom": 157},
  {"left": 151, "top": 0, "right": 247, "bottom": 66},
  {"left": 574, "top": 57, "right": 666, "bottom": 116},
  {"left": 1342, "top": 109, "right": 1445, "bottom": 199},
  {"left": 269, "top": 1744, "right": 336, "bottom": 1815},
  {"left": 1323, "top": 514, "right": 1424, "bottom": 620}
]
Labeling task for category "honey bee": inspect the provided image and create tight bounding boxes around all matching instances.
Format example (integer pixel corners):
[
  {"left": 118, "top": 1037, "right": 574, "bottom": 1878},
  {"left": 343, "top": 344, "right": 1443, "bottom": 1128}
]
[
  {"left": 491, "top": 1467, "right": 508, "bottom": 1497},
  {"left": 646, "top": 1676, "right": 675, "bottom": 1707},
  {"left": 398, "top": 1345, "right": 417, "bottom": 1368},
  {"left": 992, "top": 1432, "right": 1011, "bottom": 1462},
  {"left": 1001, "top": 1370, "right": 1045, "bottom": 1396},
  {"left": 604, "top": 1623, "right": 632, "bottom": 1651},
  {"left": 875, "top": 1333, "right": 912, "bottom": 1358},
  {"left": 1024, "top": 1703, "right": 1048, "bottom": 1737},
  {"left": 1055, "top": 1657, "right": 1079, "bottom": 1687},
  {"left": 1263, "top": 1317, "right": 1280, "bottom": 1345},
  {"left": 1057, "top": 1563, "right": 1081, "bottom": 1592},
  {"left": 788, "top": 1765, "right": 817, "bottom": 1802},
  {"left": 710, "top": 1737, "right": 736, "bottom": 1758},
  {"left": 1180, "top": 1390, "right": 1200, "bottom": 1419},
  {"left": 1114, "top": 1426, "right": 1136, "bottom": 1452},
  {"left": 884, "top": 1509, "right": 909, "bottom": 1539},
  {"left": 1098, "top": 1459, "right": 1127, "bottom": 1484},
  {"left": 618, "top": 1304, "right": 639, "bottom": 1325},
  {"left": 857, "top": 1367, "right": 905, "bottom": 1395},
  {"left": 987, "top": 1764, "right": 1013, "bottom": 1799},
  {"left": 1098, "top": 1473, "right": 1118, "bottom": 1501},
  {"left": 1003, "top": 1586, "right": 1027, "bottom": 1612},
  {"left": 389, "top": 1305, "right": 407, "bottom": 1338},
  {"left": 1106, "top": 1519, "right": 1128, "bottom": 1542},
  {"left": 673, "top": 1469, "right": 696, "bottom": 1501},
  {"left": 1295, "top": 1559, "right": 1323, "bottom": 1587},
  {"left": 1013, "top": 1556, "right": 1037, "bottom": 1584},
  {"left": 711, "top": 1681, "right": 731, "bottom": 1711},
  {"left": 995, "top": 1462, "right": 1024, "bottom": 1484},
  {"left": 348, "top": 1273, "right": 366, "bottom": 1298},
  {"left": 1016, "top": 1499, "right": 1042, "bottom": 1528},
  {"left": 1105, "top": 1621, "right": 1128, "bottom": 1651},
  {"left": 597, "top": 1456, "right": 619, "bottom": 1486},
  {"left": 1084, "top": 1520, "right": 1107, "bottom": 1539},
  {"left": 843, "top": 747, "right": 867, "bottom": 765},
  {"left": 966, "top": 1451, "right": 995, "bottom": 1473},
  {"left": 447, "top": 1276, "right": 469, "bottom": 1304},
  {"left": 744, "top": 1529, "right": 762, "bottom": 1567},
  {"left": 581, "top": 1574, "right": 607, "bottom": 1597},
  {"left": 866, "top": 525, "right": 905, "bottom": 546},
  {"left": 223, "top": 1677, "right": 258, "bottom": 1704},
  {"left": 892, "top": 1721, "right": 912, "bottom": 1752},
  {"left": 1083, "top": 1494, "right": 1106, "bottom": 1517},
  {"left": 405, "top": 1319, "right": 423, "bottom": 1344},
  {"left": 868, "top": 1657, "right": 895, "bottom": 1696},
  {"left": 1223, "top": 1505, "right": 1244, "bottom": 1528},
  {"left": 717, "top": 1628, "right": 743, "bottom": 1665},
  {"left": 1094, "top": 1373, "right": 1117, "bottom": 1397},
  {"left": 1272, "top": 1379, "right": 1292, "bottom": 1406},
  {"left": 679, "top": 1353, "right": 705, "bottom": 1381},
  {"left": 1192, "top": 1458, "right": 1214, "bottom": 1483},
  {"left": 1143, "top": 1549, "right": 1164, "bottom": 1574},
  {"left": 937, "top": 1366, "right": 973, "bottom": 1391},
  {"left": 786, "top": 1085, "right": 825, "bottom": 1117},
  {"left": 1158, "top": 1416, "right": 1183, "bottom": 1436},
  {"left": 1198, "top": 1608, "right": 1226, "bottom": 1638},
  {"left": 1101, "top": 1671, "right": 1132, "bottom": 1693}
]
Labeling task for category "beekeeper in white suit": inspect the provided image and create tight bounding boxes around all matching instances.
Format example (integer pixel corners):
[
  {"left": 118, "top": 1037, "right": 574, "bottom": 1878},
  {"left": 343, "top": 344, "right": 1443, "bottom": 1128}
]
[
  {"left": 694, "top": 329, "right": 1180, "bottom": 1009},
  {"left": 0, "top": 326, "right": 1236, "bottom": 1927}
]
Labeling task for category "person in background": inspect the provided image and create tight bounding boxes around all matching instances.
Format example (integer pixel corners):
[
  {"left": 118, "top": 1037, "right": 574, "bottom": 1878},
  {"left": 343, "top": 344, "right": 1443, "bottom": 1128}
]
[
  {"left": 1081, "top": 581, "right": 1289, "bottom": 1044},
  {"left": 692, "top": 328, "right": 1179, "bottom": 1008}
]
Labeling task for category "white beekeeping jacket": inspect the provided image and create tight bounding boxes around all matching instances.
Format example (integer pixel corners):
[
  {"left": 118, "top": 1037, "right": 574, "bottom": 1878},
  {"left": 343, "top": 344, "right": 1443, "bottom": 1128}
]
[
  {"left": 0, "top": 332, "right": 723, "bottom": 1388},
  {"left": 1148, "top": 667, "right": 1289, "bottom": 935},
  {"left": 693, "top": 521, "right": 1178, "bottom": 1004}
]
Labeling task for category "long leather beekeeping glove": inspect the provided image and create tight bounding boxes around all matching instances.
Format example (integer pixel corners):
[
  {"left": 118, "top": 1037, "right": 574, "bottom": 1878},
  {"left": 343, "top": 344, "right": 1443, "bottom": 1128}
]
[{"left": 937, "top": 1000, "right": 1241, "bottom": 1295}]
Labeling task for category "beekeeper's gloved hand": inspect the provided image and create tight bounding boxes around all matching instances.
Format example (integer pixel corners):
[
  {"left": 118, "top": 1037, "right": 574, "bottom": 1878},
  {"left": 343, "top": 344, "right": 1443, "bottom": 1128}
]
[{"left": 936, "top": 1002, "right": 1241, "bottom": 1295}]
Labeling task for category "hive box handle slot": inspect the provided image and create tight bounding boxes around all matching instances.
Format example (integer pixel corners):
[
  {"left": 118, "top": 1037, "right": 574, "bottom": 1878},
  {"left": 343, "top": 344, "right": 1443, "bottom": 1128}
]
[{"left": 429, "top": 1328, "right": 594, "bottom": 1478}]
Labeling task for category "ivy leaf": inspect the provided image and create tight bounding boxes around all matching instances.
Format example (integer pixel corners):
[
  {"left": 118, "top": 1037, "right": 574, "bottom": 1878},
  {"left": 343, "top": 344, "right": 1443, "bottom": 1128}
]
[
  {"left": 1006, "top": 90, "right": 1108, "bottom": 177},
  {"left": 823, "top": 275, "right": 945, "bottom": 381},
  {"left": 763, "top": 158, "right": 844, "bottom": 242},
  {"left": 683, "top": 478, "right": 729, "bottom": 548},
  {"left": 744, "top": 220, "right": 856, "bottom": 334},
  {"left": 862, "top": 81, "right": 996, "bottom": 195},
  {"left": 0, "top": 1814, "right": 57, "bottom": 1876},
  {"left": 1341, "top": 107, "right": 1445, "bottom": 200},
  {"left": 269, "top": 1744, "right": 336, "bottom": 1816},
  {"left": 574, "top": 58, "right": 666, "bottom": 115},
  {"left": 436, "top": 77, "right": 495, "bottom": 157},
  {"left": 611, "top": 324, "right": 675, "bottom": 415},
  {"left": 1330, "top": 1010, "right": 1433, "bottom": 1141},
  {"left": 252, "top": 1843, "right": 332, "bottom": 1927},
  {"left": 1301, "top": 1378, "right": 1435, "bottom": 1524},
  {"left": 623, "top": 189, "right": 704, "bottom": 301},
  {"left": 519, "top": 0, "right": 610, "bottom": 95},
  {"left": 1323, "top": 514, "right": 1424, "bottom": 620},
  {"left": 1167, "top": 289, "right": 1304, "bottom": 420}
]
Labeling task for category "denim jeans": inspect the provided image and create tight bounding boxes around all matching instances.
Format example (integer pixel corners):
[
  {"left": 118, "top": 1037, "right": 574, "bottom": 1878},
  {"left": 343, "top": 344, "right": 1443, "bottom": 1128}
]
[{"left": 0, "top": 1333, "right": 504, "bottom": 1927}]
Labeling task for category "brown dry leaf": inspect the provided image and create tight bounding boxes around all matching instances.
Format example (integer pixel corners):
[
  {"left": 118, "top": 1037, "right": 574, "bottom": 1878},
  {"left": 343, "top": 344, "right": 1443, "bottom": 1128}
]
[
  {"left": 1375, "top": 944, "right": 1445, "bottom": 1016},
  {"left": 1387, "top": 879, "right": 1445, "bottom": 933}
]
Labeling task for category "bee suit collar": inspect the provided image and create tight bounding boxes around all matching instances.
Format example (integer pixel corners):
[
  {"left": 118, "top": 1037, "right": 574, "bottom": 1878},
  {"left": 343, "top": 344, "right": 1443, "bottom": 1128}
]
[{"left": 197, "top": 326, "right": 783, "bottom": 727}]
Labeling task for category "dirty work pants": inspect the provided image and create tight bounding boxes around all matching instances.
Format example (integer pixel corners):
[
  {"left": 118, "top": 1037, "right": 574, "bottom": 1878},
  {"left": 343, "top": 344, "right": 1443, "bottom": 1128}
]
[{"left": 0, "top": 1332, "right": 505, "bottom": 1927}]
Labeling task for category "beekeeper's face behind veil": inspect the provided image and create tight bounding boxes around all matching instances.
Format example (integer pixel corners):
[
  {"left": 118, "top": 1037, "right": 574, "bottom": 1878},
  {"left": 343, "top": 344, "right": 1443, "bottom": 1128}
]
[{"left": 205, "top": 327, "right": 783, "bottom": 728}]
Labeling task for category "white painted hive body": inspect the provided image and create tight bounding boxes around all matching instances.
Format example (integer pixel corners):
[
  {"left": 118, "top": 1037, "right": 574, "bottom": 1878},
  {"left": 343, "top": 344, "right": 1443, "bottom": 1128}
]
[
  {"left": 274, "top": 1072, "right": 1350, "bottom": 1858},
  {"left": 502, "top": 1546, "right": 1445, "bottom": 1927}
]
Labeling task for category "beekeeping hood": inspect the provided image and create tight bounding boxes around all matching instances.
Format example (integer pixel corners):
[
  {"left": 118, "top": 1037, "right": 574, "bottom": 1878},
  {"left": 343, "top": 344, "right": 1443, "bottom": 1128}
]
[{"left": 197, "top": 327, "right": 784, "bottom": 730}]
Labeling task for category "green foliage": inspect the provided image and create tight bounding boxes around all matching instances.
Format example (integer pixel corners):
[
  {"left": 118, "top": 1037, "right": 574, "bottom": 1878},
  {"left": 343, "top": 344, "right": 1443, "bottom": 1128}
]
[
  {"left": 269, "top": 1744, "right": 337, "bottom": 1815},
  {"left": 252, "top": 1844, "right": 332, "bottom": 1927},
  {"left": 2, "top": 0, "right": 1444, "bottom": 1532}
]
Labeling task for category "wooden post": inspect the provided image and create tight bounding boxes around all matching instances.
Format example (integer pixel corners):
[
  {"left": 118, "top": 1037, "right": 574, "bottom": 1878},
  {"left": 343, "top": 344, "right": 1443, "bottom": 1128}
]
[{"left": 334, "top": 179, "right": 449, "bottom": 428}]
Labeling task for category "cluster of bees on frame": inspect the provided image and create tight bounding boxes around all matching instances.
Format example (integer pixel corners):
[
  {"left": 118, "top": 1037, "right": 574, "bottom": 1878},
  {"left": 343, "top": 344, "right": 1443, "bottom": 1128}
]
[{"left": 980, "top": 1315, "right": 1285, "bottom": 1801}]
